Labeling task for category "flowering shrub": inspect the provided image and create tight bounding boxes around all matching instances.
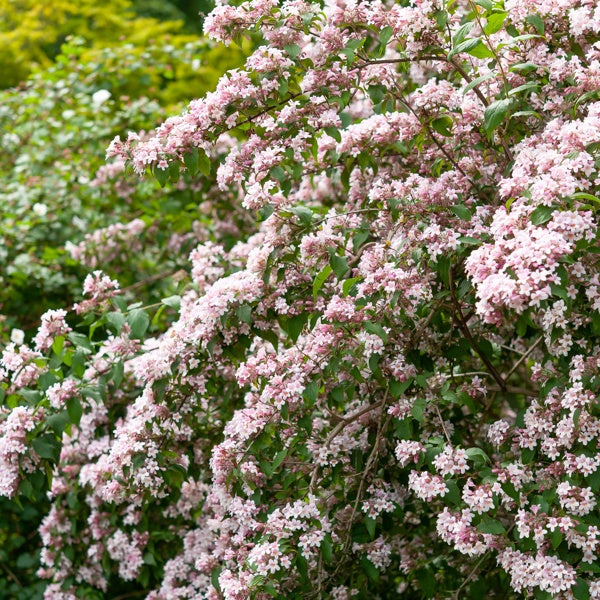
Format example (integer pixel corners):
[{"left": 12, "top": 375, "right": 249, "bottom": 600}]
[{"left": 3, "top": 0, "right": 600, "bottom": 598}]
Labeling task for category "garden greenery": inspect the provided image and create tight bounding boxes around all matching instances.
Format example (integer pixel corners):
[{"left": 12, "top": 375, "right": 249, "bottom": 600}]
[{"left": 2, "top": 0, "right": 600, "bottom": 598}]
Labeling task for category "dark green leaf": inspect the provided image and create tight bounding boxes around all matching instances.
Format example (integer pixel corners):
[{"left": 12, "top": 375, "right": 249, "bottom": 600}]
[
  {"left": 184, "top": 147, "right": 199, "bottom": 175},
  {"left": 365, "top": 516, "right": 376, "bottom": 539},
  {"left": 32, "top": 434, "right": 61, "bottom": 461},
  {"left": 66, "top": 397, "right": 82, "bottom": 426},
  {"left": 530, "top": 205, "right": 554, "bottom": 225},
  {"left": 477, "top": 516, "right": 506, "bottom": 534},
  {"left": 431, "top": 115, "right": 453, "bottom": 137},
  {"left": 284, "top": 44, "right": 301, "bottom": 59},
  {"left": 573, "top": 579, "right": 590, "bottom": 600}
]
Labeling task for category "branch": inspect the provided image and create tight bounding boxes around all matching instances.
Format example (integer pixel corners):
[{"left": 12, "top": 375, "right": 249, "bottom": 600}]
[
  {"left": 448, "top": 267, "right": 507, "bottom": 392},
  {"left": 309, "top": 400, "right": 384, "bottom": 493}
]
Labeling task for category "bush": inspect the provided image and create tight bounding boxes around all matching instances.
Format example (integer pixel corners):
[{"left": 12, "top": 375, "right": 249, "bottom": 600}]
[
  {"left": 0, "top": 36, "right": 247, "bottom": 332},
  {"left": 3, "top": 0, "right": 600, "bottom": 598}
]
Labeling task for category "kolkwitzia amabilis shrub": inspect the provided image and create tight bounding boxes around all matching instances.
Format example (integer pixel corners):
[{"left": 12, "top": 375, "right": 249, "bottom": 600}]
[{"left": 3, "top": 0, "right": 600, "bottom": 598}]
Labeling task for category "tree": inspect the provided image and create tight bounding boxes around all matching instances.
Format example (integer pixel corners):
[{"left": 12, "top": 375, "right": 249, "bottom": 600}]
[
  {"left": 2, "top": 0, "right": 600, "bottom": 598},
  {"left": 0, "top": 0, "right": 186, "bottom": 88}
]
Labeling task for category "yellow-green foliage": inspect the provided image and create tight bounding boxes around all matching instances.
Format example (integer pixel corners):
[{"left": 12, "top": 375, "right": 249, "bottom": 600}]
[{"left": 0, "top": 0, "right": 188, "bottom": 88}]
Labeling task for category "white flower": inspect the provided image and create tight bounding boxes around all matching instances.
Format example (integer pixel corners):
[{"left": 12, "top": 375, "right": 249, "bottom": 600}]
[
  {"left": 32, "top": 203, "right": 47, "bottom": 217},
  {"left": 91, "top": 89, "right": 111, "bottom": 107},
  {"left": 10, "top": 329, "right": 24, "bottom": 346}
]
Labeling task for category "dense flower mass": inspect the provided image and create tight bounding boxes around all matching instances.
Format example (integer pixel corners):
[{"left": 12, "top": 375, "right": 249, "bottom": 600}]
[{"left": 2, "top": 0, "right": 600, "bottom": 598}]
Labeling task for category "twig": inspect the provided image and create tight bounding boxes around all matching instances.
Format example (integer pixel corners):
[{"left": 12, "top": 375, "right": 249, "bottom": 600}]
[
  {"left": 453, "top": 552, "right": 488, "bottom": 600},
  {"left": 504, "top": 336, "right": 543, "bottom": 380},
  {"left": 434, "top": 403, "right": 452, "bottom": 445}
]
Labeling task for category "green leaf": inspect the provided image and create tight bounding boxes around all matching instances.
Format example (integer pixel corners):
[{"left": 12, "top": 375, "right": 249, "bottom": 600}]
[
  {"left": 551, "top": 529, "right": 563, "bottom": 549},
  {"left": 237, "top": 304, "right": 253, "bottom": 324},
  {"left": 365, "top": 516, "right": 376, "bottom": 539},
  {"left": 161, "top": 295, "right": 181, "bottom": 310},
  {"left": 313, "top": 264, "right": 332, "bottom": 299},
  {"left": 324, "top": 125, "right": 341, "bottom": 142},
  {"left": 66, "top": 397, "right": 82, "bottom": 426},
  {"left": 411, "top": 397, "right": 427, "bottom": 423},
  {"left": 530, "top": 205, "right": 554, "bottom": 225},
  {"left": 451, "top": 204, "right": 471, "bottom": 220},
  {"left": 290, "top": 205, "right": 313, "bottom": 226},
  {"left": 52, "top": 336, "right": 65, "bottom": 356},
  {"left": 284, "top": 44, "right": 301, "bottom": 59},
  {"left": 484, "top": 12, "right": 507, "bottom": 35},
  {"left": 321, "top": 535, "right": 333, "bottom": 562},
  {"left": 525, "top": 13, "right": 545, "bottom": 34},
  {"left": 270, "top": 165, "right": 285, "bottom": 182},
  {"left": 367, "top": 85, "right": 386, "bottom": 104},
  {"left": 448, "top": 37, "right": 483, "bottom": 60},
  {"left": 211, "top": 568, "right": 222, "bottom": 593},
  {"left": 587, "top": 469, "right": 600, "bottom": 492},
  {"left": 463, "top": 71, "right": 496, "bottom": 95},
  {"left": 390, "top": 380, "right": 411, "bottom": 398},
  {"left": 571, "top": 192, "right": 600, "bottom": 204},
  {"left": 477, "top": 516, "right": 506, "bottom": 534},
  {"left": 453, "top": 22, "right": 474, "bottom": 45},
  {"left": 508, "top": 82, "right": 540, "bottom": 96},
  {"left": 379, "top": 26, "right": 394, "bottom": 47},
  {"left": 106, "top": 311, "right": 125, "bottom": 333},
  {"left": 302, "top": 380, "right": 319, "bottom": 404},
  {"left": 364, "top": 322, "right": 388, "bottom": 343},
  {"left": 183, "top": 147, "right": 199, "bottom": 175},
  {"left": 127, "top": 309, "right": 150, "bottom": 339},
  {"left": 168, "top": 161, "right": 180, "bottom": 183},
  {"left": 342, "top": 277, "right": 361, "bottom": 297},
  {"left": 68, "top": 332, "right": 92, "bottom": 353},
  {"left": 509, "top": 62, "right": 544, "bottom": 73},
  {"left": 498, "top": 34, "right": 543, "bottom": 49},
  {"left": 111, "top": 361, "right": 124, "bottom": 387},
  {"left": 466, "top": 447, "right": 490, "bottom": 463},
  {"left": 361, "top": 556, "right": 379, "bottom": 582},
  {"left": 154, "top": 165, "right": 168, "bottom": 187},
  {"left": 573, "top": 579, "right": 590, "bottom": 600},
  {"left": 458, "top": 236, "right": 481, "bottom": 245},
  {"left": 484, "top": 98, "right": 511, "bottom": 134},
  {"left": 46, "top": 411, "right": 70, "bottom": 436},
  {"left": 431, "top": 115, "right": 453, "bottom": 137},
  {"left": 329, "top": 253, "right": 349, "bottom": 278},
  {"left": 32, "top": 434, "right": 61, "bottom": 461},
  {"left": 433, "top": 10, "right": 449, "bottom": 28},
  {"left": 197, "top": 149, "right": 211, "bottom": 177},
  {"left": 20, "top": 389, "right": 42, "bottom": 405},
  {"left": 468, "top": 43, "right": 495, "bottom": 59},
  {"left": 272, "top": 449, "right": 287, "bottom": 469},
  {"left": 281, "top": 313, "right": 307, "bottom": 343}
]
